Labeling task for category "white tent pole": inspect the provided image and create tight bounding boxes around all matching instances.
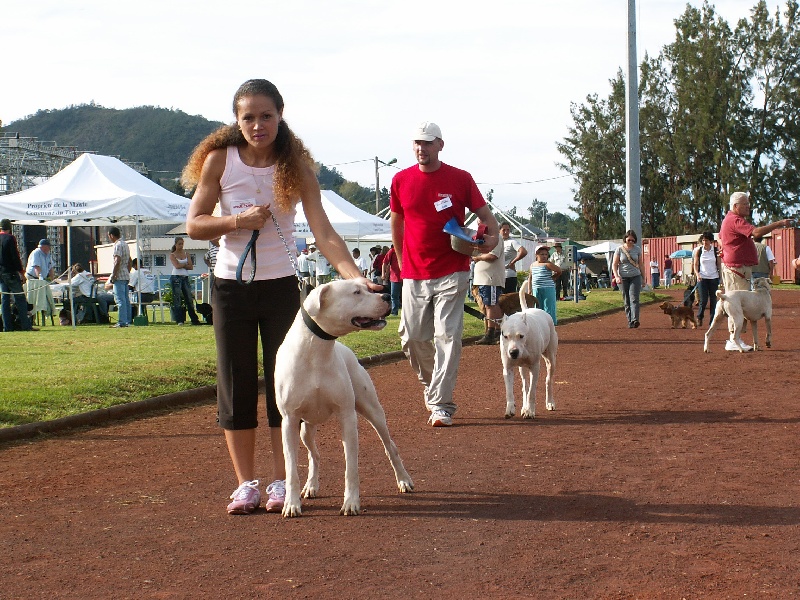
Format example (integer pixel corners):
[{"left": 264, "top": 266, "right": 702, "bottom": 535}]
[
  {"left": 67, "top": 221, "right": 76, "bottom": 329},
  {"left": 135, "top": 219, "right": 142, "bottom": 316}
]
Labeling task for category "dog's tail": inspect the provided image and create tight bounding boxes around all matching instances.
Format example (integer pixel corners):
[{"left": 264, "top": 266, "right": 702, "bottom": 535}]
[
  {"left": 519, "top": 276, "right": 531, "bottom": 311},
  {"left": 716, "top": 289, "right": 728, "bottom": 301}
]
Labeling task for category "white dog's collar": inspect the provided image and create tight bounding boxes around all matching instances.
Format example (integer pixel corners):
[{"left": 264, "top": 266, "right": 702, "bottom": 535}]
[{"left": 301, "top": 305, "right": 338, "bottom": 340}]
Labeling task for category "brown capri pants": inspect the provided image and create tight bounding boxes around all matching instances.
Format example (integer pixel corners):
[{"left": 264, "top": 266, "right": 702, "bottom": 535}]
[{"left": 212, "top": 276, "right": 300, "bottom": 430}]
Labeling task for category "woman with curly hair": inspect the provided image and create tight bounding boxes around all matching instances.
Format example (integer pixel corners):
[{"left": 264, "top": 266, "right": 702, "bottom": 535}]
[{"left": 184, "top": 79, "right": 371, "bottom": 515}]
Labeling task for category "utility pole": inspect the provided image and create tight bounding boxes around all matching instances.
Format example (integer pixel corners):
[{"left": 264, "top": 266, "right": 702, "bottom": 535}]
[
  {"left": 374, "top": 156, "right": 397, "bottom": 214},
  {"left": 626, "top": 0, "right": 642, "bottom": 240}
]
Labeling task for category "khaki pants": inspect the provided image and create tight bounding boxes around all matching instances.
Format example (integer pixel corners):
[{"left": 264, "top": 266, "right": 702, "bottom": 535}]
[
  {"left": 399, "top": 271, "right": 469, "bottom": 416},
  {"left": 721, "top": 264, "right": 752, "bottom": 337},
  {"left": 721, "top": 264, "right": 751, "bottom": 292}
]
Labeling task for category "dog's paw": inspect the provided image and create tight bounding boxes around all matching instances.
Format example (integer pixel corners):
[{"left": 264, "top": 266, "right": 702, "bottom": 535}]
[
  {"left": 505, "top": 402, "right": 515, "bottom": 418},
  {"left": 520, "top": 409, "right": 535, "bottom": 419},
  {"left": 397, "top": 479, "right": 414, "bottom": 493},
  {"left": 545, "top": 401, "right": 555, "bottom": 411},
  {"left": 302, "top": 482, "right": 318, "bottom": 499},
  {"left": 282, "top": 501, "right": 303, "bottom": 518},
  {"left": 340, "top": 498, "right": 361, "bottom": 516}
]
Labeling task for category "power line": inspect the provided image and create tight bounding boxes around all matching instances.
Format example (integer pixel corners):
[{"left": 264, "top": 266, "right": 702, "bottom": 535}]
[{"left": 476, "top": 174, "right": 572, "bottom": 186}]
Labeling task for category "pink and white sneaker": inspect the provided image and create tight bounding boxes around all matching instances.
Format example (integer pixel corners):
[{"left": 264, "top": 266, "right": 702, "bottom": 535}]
[
  {"left": 227, "top": 480, "right": 261, "bottom": 515},
  {"left": 265, "top": 479, "right": 286, "bottom": 512}
]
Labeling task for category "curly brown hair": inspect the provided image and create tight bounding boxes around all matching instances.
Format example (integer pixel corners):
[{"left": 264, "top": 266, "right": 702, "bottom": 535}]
[{"left": 181, "top": 79, "right": 314, "bottom": 213}]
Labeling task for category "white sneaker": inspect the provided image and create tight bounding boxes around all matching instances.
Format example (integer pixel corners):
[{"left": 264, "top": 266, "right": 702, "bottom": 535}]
[
  {"left": 725, "top": 339, "right": 753, "bottom": 352},
  {"left": 428, "top": 409, "right": 453, "bottom": 427}
]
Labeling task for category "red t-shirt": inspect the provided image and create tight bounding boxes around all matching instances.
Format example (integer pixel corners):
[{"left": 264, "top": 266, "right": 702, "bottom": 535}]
[
  {"left": 384, "top": 247, "right": 401, "bottom": 283},
  {"left": 719, "top": 210, "right": 756, "bottom": 267},
  {"left": 371, "top": 253, "right": 385, "bottom": 276},
  {"left": 390, "top": 163, "right": 486, "bottom": 280}
]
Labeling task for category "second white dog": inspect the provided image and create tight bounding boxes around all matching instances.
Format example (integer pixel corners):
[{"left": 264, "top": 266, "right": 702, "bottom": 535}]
[
  {"left": 275, "top": 279, "right": 414, "bottom": 518},
  {"left": 703, "top": 277, "right": 773, "bottom": 353},
  {"left": 500, "top": 303, "right": 558, "bottom": 419}
]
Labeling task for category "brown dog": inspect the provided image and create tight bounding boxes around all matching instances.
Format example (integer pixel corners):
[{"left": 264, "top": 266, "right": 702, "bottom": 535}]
[
  {"left": 473, "top": 286, "right": 538, "bottom": 317},
  {"left": 658, "top": 301, "right": 698, "bottom": 329}
]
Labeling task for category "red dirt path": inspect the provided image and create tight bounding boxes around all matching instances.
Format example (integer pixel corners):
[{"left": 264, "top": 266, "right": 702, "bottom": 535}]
[{"left": 2, "top": 290, "right": 799, "bottom": 599}]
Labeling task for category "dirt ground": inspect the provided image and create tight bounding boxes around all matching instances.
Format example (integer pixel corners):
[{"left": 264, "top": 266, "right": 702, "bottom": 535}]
[{"left": 2, "top": 289, "right": 799, "bottom": 599}]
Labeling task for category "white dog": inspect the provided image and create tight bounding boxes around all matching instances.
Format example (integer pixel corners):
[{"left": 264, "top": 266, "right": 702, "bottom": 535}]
[
  {"left": 275, "top": 279, "right": 414, "bottom": 517},
  {"left": 499, "top": 282, "right": 558, "bottom": 418},
  {"left": 703, "top": 277, "right": 772, "bottom": 353}
]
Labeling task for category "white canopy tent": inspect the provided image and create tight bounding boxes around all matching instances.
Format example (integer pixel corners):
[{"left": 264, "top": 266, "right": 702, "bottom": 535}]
[
  {"left": 579, "top": 241, "right": 621, "bottom": 274},
  {"left": 0, "top": 153, "right": 190, "bottom": 327},
  {"left": 294, "top": 190, "right": 390, "bottom": 239}
]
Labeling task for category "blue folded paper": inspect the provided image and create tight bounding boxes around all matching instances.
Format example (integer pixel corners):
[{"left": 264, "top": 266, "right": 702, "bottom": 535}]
[{"left": 442, "top": 217, "right": 484, "bottom": 245}]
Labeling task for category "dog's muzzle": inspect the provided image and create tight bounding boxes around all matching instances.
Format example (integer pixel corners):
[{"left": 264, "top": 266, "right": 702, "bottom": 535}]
[
  {"left": 351, "top": 293, "right": 392, "bottom": 330},
  {"left": 509, "top": 348, "right": 520, "bottom": 360}
]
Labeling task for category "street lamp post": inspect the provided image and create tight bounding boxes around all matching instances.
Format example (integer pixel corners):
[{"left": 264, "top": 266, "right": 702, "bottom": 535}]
[{"left": 374, "top": 156, "right": 397, "bottom": 213}]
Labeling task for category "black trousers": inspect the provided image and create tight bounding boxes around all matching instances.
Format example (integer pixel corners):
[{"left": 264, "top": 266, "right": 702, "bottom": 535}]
[{"left": 213, "top": 276, "right": 300, "bottom": 430}]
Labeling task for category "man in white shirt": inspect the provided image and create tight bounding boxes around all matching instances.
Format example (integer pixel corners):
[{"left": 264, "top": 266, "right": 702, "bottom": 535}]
[
  {"left": 296, "top": 249, "right": 312, "bottom": 287},
  {"left": 315, "top": 250, "right": 331, "bottom": 285},
  {"left": 551, "top": 243, "right": 570, "bottom": 299},
  {"left": 70, "top": 263, "right": 115, "bottom": 322},
  {"left": 352, "top": 248, "right": 369, "bottom": 277},
  {"left": 129, "top": 258, "right": 158, "bottom": 302}
]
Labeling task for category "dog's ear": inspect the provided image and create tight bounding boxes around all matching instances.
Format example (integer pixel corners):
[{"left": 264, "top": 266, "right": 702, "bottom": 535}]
[{"left": 308, "top": 283, "right": 328, "bottom": 313}]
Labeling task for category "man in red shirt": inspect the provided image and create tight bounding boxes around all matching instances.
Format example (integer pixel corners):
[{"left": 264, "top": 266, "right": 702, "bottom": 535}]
[
  {"left": 719, "top": 192, "right": 791, "bottom": 291},
  {"left": 390, "top": 122, "right": 498, "bottom": 427},
  {"left": 718, "top": 191, "right": 791, "bottom": 350}
]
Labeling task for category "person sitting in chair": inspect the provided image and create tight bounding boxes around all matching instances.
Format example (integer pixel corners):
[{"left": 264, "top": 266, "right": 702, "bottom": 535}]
[
  {"left": 70, "top": 263, "right": 115, "bottom": 323},
  {"left": 129, "top": 258, "right": 157, "bottom": 303}
]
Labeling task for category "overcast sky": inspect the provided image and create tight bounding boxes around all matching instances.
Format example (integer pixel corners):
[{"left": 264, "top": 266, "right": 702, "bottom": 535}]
[{"left": 2, "top": 0, "right": 784, "bottom": 219}]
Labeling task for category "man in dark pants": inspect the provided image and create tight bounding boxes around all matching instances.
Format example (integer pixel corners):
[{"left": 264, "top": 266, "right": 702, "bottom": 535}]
[
  {"left": 551, "top": 242, "right": 570, "bottom": 300},
  {"left": 0, "top": 219, "right": 36, "bottom": 332}
]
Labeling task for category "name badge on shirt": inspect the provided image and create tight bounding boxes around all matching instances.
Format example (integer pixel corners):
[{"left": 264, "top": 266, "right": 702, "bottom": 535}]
[
  {"left": 231, "top": 200, "right": 255, "bottom": 214},
  {"left": 434, "top": 195, "right": 453, "bottom": 212}
]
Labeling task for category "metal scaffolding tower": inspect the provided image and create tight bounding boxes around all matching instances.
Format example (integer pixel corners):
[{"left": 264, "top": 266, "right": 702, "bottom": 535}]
[
  {"left": 0, "top": 132, "right": 147, "bottom": 195},
  {"left": 0, "top": 132, "right": 150, "bottom": 272}
]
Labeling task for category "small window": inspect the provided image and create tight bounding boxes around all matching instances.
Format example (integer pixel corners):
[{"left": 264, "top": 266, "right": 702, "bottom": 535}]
[{"left": 153, "top": 254, "right": 167, "bottom": 267}]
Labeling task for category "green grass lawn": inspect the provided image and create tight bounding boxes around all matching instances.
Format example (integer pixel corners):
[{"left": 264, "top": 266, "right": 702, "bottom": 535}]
[{"left": 0, "top": 287, "right": 672, "bottom": 428}]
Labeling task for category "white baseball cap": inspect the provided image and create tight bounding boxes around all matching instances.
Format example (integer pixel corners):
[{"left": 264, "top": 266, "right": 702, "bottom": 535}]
[{"left": 413, "top": 121, "right": 442, "bottom": 142}]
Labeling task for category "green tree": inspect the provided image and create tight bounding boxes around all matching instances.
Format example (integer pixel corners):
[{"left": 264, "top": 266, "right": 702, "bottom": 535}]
[
  {"left": 526, "top": 198, "right": 548, "bottom": 229},
  {"left": 547, "top": 212, "right": 581, "bottom": 239},
  {"left": 556, "top": 72, "right": 626, "bottom": 240},
  {"left": 736, "top": 0, "right": 800, "bottom": 219}
]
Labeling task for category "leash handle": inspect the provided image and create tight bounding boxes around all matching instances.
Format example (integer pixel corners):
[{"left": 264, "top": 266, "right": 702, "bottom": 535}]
[{"left": 235, "top": 229, "right": 260, "bottom": 285}]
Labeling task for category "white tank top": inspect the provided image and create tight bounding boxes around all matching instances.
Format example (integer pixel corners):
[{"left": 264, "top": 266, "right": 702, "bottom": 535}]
[
  {"left": 171, "top": 255, "right": 189, "bottom": 276},
  {"left": 214, "top": 145, "right": 298, "bottom": 281}
]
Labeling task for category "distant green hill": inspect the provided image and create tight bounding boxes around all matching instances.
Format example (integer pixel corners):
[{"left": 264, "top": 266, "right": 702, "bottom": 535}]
[
  {"left": 2, "top": 104, "right": 380, "bottom": 211},
  {"left": 4, "top": 104, "right": 223, "bottom": 177}
]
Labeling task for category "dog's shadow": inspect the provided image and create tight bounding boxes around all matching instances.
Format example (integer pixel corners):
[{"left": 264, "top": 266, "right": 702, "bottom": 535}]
[
  {"left": 374, "top": 490, "right": 800, "bottom": 526},
  {"left": 456, "top": 410, "right": 800, "bottom": 427}
]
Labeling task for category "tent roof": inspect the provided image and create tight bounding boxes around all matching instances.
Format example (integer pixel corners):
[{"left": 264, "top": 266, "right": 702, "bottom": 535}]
[
  {"left": 579, "top": 241, "right": 621, "bottom": 254},
  {"left": 294, "top": 190, "right": 390, "bottom": 238},
  {"left": 0, "top": 153, "right": 189, "bottom": 226}
]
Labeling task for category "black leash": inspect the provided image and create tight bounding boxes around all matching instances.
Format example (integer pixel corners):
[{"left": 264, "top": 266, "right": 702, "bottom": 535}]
[{"left": 235, "top": 229, "right": 260, "bottom": 285}]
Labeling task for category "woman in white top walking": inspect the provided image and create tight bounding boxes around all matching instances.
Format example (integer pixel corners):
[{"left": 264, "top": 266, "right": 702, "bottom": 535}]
[
  {"left": 692, "top": 231, "right": 721, "bottom": 328},
  {"left": 169, "top": 237, "right": 201, "bottom": 325}
]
